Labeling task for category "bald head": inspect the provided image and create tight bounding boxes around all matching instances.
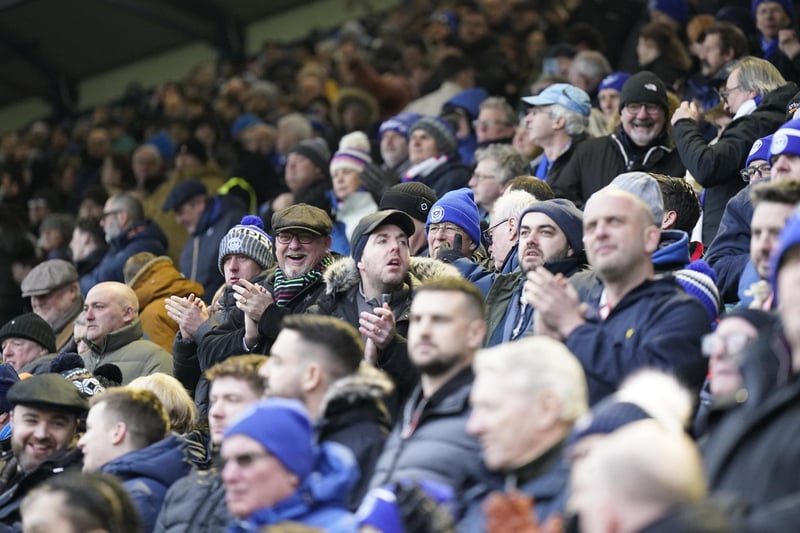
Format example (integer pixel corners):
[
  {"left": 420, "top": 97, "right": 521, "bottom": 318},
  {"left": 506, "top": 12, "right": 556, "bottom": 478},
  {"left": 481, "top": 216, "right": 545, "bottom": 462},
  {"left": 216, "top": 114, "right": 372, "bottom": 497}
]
[
  {"left": 570, "top": 420, "right": 706, "bottom": 532},
  {"left": 84, "top": 282, "right": 139, "bottom": 343}
]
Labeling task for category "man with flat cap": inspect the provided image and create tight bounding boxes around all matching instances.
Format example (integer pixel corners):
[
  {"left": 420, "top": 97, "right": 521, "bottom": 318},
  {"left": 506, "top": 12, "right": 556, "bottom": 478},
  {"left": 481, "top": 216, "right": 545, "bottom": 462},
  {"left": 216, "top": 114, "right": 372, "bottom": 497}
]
[
  {"left": 194, "top": 204, "right": 334, "bottom": 413},
  {"left": 21, "top": 259, "right": 83, "bottom": 352},
  {"left": 0, "top": 374, "right": 88, "bottom": 526},
  {"left": 162, "top": 178, "right": 247, "bottom": 303},
  {"left": 0, "top": 313, "right": 56, "bottom": 374}
]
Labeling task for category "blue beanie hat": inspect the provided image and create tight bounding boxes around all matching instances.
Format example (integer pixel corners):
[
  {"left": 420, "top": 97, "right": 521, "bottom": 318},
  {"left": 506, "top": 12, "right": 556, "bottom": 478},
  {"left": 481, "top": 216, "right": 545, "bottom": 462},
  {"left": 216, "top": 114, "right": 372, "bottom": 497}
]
[
  {"left": 747, "top": 135, "right": 773, "bottom": 167},
  {"left": 379, "top": 112, "right": 422, "bottom": 141},
  {"left": 770, "top": 208, "right": 800, "bottom": 302},
  {"left": 752, "top": 0, "right": 794, "bottom": 20},
  {"left": 519, "top": 199, "right": 584, "bottom": 253},
  {"left": 0, "top": 364, "right": 19, "bottom": 413},
  {"left": 425, "top": 188, "right": 481, "bottom": 245},
  {"left": 567, "top": 400, "right": 652, "bottom": 447},
  {"left": 770, "top": 119, "right": 800, "bottom": 159},
  {"left": 675, "top": 260, "right": 721, "bottom": 323},
  {"left": 598, "top": 72, "right": 631, "bottom": 94},
  {"left": 649, "top": 0, "right": 689, "bottom": 24},
  {"left": 145, "top": 131, "right": 175, "bottom": 161},
  {"left": 224, "top": 398, "right": 317, "bottom": 480},
  {"left": 230, "top": 113, "right": 264, "bottom": 138}
]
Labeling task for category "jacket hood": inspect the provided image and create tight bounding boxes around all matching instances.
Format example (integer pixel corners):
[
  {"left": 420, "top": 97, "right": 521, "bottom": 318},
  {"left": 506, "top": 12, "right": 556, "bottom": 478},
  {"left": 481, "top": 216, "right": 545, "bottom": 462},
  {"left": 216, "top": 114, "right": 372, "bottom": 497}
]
[
  {"left": 129, "top": 256, "right": 204, "bottom": 306},
  {"left": 101, "top": 434, "right": 191, "bottom": 487},
  {"left": 111, "top": 220, "right": 169, "bottom": 251},
  {"left": 653, "top": 229, "right": 690, "bottom": 271},
  {"left": 443, "top": 88, "right": 489, "bottom": 119},
  {"left": 319, "top": 363, "right": 394, "bottom": 416},
  {"left": 321, "top": 256, "right": 460, "bottom": 296},
  {"left": 236, "top": 441, "right": 357, "bottom": 528}
]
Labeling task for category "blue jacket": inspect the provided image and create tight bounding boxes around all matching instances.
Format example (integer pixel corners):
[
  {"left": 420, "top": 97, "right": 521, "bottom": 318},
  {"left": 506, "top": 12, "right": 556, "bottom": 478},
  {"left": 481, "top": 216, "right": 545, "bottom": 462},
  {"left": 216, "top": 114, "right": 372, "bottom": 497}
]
[
  {"left": 652, "top": 230, "right": 691, "bottom": 272},
  {"left": 568, "top": 274, "right": 711, "bottom": 405},
  {"left": 180, "top": 195, "right": 247, "bottom": 304},
  {"left": 101, "top": 434, "right": 192, "bottom": 533},
  {"left": 82, "top": 220, "right": 169, "bottom": 291},
  {"left": 705, "top": 184, "right": 753, "bottom": 304},
  {"left": 227, "top": 442, "right": 358, "bottom": 533}
]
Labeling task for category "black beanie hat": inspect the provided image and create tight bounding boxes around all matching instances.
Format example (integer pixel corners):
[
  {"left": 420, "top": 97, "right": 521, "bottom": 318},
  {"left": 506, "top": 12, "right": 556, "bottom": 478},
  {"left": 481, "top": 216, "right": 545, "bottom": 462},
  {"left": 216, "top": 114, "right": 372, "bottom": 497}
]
[
  {"left": 0, "top": 313, "right": 56, "bottom": 353},
  {"left": 619, "top": 71, "right": 668, "bottom": 112},
  {"left": 379, "top": 182, "right": 439, "bottom": 223}
]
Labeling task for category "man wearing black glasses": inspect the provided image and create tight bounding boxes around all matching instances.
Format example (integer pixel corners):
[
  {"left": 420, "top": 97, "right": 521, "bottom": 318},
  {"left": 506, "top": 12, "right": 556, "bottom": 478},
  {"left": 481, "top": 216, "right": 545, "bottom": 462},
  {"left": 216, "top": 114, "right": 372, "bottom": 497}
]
[
  {"left": 555, "top": 71, "right": 685, "bottom": 208},
  {"left": 672, "top": 56, "right": 795, "bottom": 247}
]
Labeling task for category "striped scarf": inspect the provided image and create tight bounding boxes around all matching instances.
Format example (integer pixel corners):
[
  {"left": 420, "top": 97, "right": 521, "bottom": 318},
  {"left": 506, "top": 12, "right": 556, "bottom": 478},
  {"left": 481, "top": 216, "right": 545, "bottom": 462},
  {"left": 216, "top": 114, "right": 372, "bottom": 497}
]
[{"left": 272, "top": 255, "right": 334, "bottom": 307}]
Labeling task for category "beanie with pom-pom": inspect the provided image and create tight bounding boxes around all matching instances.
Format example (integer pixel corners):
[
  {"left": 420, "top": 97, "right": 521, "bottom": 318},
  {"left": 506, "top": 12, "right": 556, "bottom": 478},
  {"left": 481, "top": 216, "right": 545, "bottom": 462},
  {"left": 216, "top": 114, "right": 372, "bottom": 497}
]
[
  {"left": 217, "top": 215, "right": 275, "bottom": 274},
  {"left": 330, "top": 131, "right": 373, "bottom": 176}
]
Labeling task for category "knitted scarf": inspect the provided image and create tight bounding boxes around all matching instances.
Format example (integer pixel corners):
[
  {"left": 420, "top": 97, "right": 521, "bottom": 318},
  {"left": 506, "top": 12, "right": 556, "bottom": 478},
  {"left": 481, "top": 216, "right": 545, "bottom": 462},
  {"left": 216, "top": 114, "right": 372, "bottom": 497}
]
[{"left": 272, "top": 255, "right": 334, "bottom": 307}]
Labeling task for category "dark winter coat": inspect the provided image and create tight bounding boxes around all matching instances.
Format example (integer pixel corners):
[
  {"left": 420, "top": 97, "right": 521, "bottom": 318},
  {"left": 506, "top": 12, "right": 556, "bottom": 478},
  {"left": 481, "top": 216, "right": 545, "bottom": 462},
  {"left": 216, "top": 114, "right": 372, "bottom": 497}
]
[
  {"left": 81, "top": 220, "right": 169, "bottom": 288},
  {"left": 704, "top": 184, "right": 754, "bottom": 303},
  {"left": 317, "top": 365, "right": 394, "bottom": 509},
  {"left": 153, "top": 465, "right": 229, "bottom": 533},
  {"left": 368, "top": 367, "right": 499, "bottom": 507},
  {"left": 551, "top": 129, "right": 685, "bottom": 207},
  {"left": 672, "top": 83, "right": 796, "bottom": 246},
  {"left": 702, "top": 325, "right": 800, "bottom": 532},
  {"left": 568, "top": 274, "right": 710, "bottom": 405},
  {"left": 180, "top": 194, "right": 247, "bottom": 304},
  {"left": 408, "top": 159, "right": 473, "bottom": 198},
  {"left": 635, "top": 501, "right": 732, "bottom": 533},
  {"left": 100, "top": 434, "right": 192, "bottom": 533}
]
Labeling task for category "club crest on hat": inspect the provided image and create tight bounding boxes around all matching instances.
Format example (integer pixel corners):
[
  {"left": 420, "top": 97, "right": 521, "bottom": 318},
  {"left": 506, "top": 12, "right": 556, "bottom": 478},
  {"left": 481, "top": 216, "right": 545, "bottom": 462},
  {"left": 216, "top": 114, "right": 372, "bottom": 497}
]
[
  {"left": 749, "top": 139, "right": 763, "bottom": 156},
  {"left": 772, "top": 133, "right": 789, "bottom": 154},
  {"left": 644, "top": 83, "right": 658, "bottom": 92},
  {"left": 228, "top": 237, "right": 243, "bottom": 251},
  {"left": 430, "top": 206, "right": 445, "bottom": 223}
]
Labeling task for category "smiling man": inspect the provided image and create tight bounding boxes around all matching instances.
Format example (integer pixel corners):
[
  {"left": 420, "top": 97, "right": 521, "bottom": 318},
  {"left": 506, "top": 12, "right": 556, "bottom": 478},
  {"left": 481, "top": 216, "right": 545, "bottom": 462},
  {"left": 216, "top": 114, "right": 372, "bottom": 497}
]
[
  {"left": 554, "top": 72, "right": 685, "bottom": 207},
  {"left": 0, "top": 374, "right": 88, "bottom": 526}
]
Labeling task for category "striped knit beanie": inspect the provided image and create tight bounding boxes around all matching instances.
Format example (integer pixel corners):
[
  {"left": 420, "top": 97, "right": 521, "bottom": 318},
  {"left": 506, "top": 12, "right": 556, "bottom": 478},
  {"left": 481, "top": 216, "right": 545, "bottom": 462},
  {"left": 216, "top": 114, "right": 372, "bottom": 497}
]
[
  {"left": 217, "top": 215, "right": 275, "bottom": 275},
  {"left": 330, "top": 131, "right": 373, "bottom": 175}
]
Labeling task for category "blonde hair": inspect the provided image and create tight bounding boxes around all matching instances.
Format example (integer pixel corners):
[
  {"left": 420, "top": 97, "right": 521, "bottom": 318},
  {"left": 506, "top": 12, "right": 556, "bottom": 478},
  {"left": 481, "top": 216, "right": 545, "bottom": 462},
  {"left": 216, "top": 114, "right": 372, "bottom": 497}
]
[{"left": 128, "top": 373, "right": 197, "bottom": 434}]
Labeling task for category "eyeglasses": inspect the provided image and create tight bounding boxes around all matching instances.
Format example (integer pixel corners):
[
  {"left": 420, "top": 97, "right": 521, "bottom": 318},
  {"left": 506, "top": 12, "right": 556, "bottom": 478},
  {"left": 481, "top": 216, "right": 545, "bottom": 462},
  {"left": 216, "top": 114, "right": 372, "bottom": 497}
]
[
  {"left": 482, "top": 219, "right": 509, "bottom": 246},
  {"left": 221, "top": 451, "right": 272, "bottom": 469},
  {"left": 427, "top": 224, "right": 461, "bottom": 237},
  {"left": 624, "top": 103, "right": 663, "bottom": 115},
  {"left": 740, "top": 164, "right": 771, "bottom": 182},
  {"left": 472, "top": 119, "right": 512, "bottom": 130},
  {"left": 275, "top": 231, "right": 316, "bottom": 244},
  {"left": 100, "top": 210, "right": 121, "bottom": 220},
  {"left": 718, "top": 85, "right": 743, "bottom": 103},
  {"left": 701, "top": 333, "right": 753, "bottom": 359}
]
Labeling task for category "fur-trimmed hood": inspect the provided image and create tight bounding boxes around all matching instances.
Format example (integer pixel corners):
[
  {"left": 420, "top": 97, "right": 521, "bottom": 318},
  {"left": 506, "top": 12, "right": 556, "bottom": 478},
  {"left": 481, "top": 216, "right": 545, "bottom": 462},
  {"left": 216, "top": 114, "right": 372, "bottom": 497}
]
[
  {"left": 320, "top": 256, "right": 461, "bottom": 296},
  {"left": 319, "top": 363, "right": 395, "bottom": 418}
]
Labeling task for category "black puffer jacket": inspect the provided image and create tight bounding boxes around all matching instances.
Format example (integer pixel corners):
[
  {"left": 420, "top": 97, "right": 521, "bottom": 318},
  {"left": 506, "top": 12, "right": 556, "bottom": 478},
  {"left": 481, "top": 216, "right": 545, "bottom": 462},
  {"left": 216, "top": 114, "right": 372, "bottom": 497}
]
[
  {"left": 153, "top": 467, "right": 229, "bottom": 533},
  {"left": 673, "top": 82, "right": 797, "bottom": 245}
]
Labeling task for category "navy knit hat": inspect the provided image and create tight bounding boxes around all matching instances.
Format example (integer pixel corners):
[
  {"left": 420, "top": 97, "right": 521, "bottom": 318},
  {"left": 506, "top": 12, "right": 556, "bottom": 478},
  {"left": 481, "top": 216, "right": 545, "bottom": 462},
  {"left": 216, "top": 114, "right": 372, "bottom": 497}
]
[
  {"left": 746, "top": 135, "right": 773, "bottom": 167},
  {"left": 649, "top": 0, "right": 688, "bottom": 24},
  {"left": 0, "top": 364, "right": 19, "bottom": 413},
  {"left": 0, "top": 313, "right": 56, "bottom": 353},
  {"left": 620, "top": 71, "right": 669, "bottom": 113},
  {"left": 425, "top": 188, "right": 481, "bottom": 245},
  {"left": 217, "top": 215, "right": 275, "bottom": 275},
  {"left": 379, "top": 112, "right": 422, "bottom": 141},
  {"left": 752, "top": 0, "right": 794, "bottom": 21},
  {"left": 769, "top": 119, "right": 800, "bottom": 159},
  {"left": 567, "top": 400, "right": 653, "bottom": 447},
  {"left": 519, "top": 199, "right": 584, "bottom": 253},
  {"left": 409, "top": 116, "right": 458, "bottom": 156},
  {"left": 224, "top": 398, "right": 318, "bottom": 480}
]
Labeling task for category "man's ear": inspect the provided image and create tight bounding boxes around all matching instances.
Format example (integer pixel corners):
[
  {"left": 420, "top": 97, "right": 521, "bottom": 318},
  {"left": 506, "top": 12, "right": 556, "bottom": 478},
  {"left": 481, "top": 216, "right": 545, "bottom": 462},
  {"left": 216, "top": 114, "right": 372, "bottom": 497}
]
[
  {"left": 302, "top": 362, "right": 323, "bottom": 393},
  {"left": 644, "top": 225, "right": 661, "bottom": 253},
  {"left": 111, "top": 421, "right": 127, "bottom": 446},
  {"left": 552, "top": 115, "right": 566, "bottom": 132},
  {"left": 662, "top": 210, "right": 678, "bottom": 230}
]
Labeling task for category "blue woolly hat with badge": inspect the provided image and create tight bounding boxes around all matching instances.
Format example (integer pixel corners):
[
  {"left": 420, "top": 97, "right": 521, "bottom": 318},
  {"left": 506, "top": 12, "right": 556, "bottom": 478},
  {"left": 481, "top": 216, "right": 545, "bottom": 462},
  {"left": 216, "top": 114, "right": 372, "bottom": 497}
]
[
  {"left": 769, "top": 119, "right": 800, "bottom": 160},
  {"left": 425, "top": 188, "right": 481, "bottom": 245},
  {"left": 747, "top": 135, "right": 774, "bottom": 166}
]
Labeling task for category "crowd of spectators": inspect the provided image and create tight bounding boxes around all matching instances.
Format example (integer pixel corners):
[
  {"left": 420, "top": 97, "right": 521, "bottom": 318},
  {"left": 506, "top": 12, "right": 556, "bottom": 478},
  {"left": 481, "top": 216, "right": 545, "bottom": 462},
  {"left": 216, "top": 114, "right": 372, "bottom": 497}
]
[{"left": 1, "top": 0, "right": 800, "bottom": 531}]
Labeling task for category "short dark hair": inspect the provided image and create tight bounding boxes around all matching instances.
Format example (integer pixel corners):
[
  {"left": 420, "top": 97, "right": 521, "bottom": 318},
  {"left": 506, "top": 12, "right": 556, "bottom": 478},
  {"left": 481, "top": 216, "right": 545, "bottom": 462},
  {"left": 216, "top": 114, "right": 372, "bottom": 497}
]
[
  {"left": 75, "top": 217, "right": 105, "bottom": 247},
  {"left": 703, "top": 22, "right": 748, "bottom": 60},
  {"left": 280, "top": 315, "right": 363, "bottom": 381},
  {"left": 205, "top": 355, "right": 269, "bottom": 396},
  {"left": 507, "top": 176, "right": 555, "bottom": 201},
  {"left": 90, "top": 388, "right": 169, "bottom": 449},
  {"left": 654, "top": 175, "right": 700, "bottom": 233},
  {"left": 750, "top": 179, "right": 800, "bottom": 207},
  {"left": 414, "top": 276, "right": 486, "bottom": 320},
  {"left": 23, "top": 472, "right": 142, "bottom": 533}
]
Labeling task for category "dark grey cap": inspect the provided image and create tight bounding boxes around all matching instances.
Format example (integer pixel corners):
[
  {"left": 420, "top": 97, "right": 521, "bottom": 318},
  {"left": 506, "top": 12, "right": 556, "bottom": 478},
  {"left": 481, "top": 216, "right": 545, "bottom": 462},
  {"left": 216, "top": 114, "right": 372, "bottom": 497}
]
[{"left": 8, "top": 374, "right": 89, "bottom": 414}]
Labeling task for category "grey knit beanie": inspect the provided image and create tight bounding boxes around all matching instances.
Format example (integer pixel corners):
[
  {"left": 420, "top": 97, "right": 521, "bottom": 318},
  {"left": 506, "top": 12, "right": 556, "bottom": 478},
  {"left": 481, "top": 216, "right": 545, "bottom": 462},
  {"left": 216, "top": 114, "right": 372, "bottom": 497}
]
[
  {"left": 218, "top": 215, "right": 275, "bottom": 275},
  {"left": 410, "top": 116, "right": 458, "bottom": 156}
]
